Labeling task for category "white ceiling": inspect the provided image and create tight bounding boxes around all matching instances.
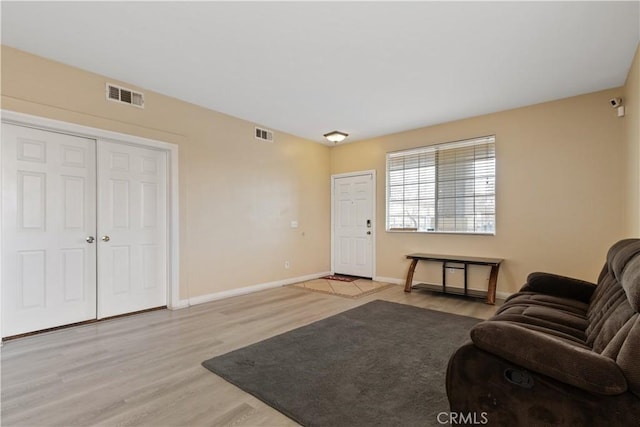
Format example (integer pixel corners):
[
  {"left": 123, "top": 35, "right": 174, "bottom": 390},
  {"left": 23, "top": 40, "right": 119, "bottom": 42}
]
[{"left": 2, "top": 2, "right": 639, "bottom": 144}]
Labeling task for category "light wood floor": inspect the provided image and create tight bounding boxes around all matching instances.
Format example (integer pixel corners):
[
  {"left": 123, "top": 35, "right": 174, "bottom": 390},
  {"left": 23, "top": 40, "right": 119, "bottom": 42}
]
[{"left": 1, "top": 283, "right": 500, "bottom": 427}]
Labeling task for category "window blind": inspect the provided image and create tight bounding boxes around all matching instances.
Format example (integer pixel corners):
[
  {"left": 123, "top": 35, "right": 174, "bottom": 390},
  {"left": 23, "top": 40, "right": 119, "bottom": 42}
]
[{"left": 386, "top": 135, "right": 495, "bottom": 234}]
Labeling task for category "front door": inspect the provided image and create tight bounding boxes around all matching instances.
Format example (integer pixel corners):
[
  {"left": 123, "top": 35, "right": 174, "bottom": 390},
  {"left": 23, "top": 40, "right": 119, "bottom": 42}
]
[
  {"left": 333, "top": 172, "right": 374, "bottom": 278},
  {"left": 96, "top": 140, "right": 168, "bottom": 318},
  {"left": 1, "top": 123, "right": 97, "bottom": 336}
]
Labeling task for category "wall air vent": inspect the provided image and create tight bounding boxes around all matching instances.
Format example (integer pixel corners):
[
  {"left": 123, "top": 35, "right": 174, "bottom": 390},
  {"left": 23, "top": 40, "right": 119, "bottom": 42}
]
[
  {"left": 255, "top": 127, "right": 274, "bottom": 142},
  {"left": 106, "top": 83, "right": 144, "bottom": 108}
]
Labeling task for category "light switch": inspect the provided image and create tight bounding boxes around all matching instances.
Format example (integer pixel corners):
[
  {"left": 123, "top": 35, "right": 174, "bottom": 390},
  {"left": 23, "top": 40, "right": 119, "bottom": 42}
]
[{"left": 290, "top": 220, "right": 299, "bottom": 228}]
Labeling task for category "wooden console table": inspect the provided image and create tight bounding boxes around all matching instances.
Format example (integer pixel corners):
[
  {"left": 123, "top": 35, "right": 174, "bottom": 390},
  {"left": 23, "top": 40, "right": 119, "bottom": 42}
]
[{"left": 403, "top": 253, "right": 503, "bottom": 304}]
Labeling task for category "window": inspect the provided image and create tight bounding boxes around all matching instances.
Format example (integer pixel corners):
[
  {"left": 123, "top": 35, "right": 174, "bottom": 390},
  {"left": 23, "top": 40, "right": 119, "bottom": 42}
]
[{"left": 386, "top": 135, "right": 495, "bottom": 234}]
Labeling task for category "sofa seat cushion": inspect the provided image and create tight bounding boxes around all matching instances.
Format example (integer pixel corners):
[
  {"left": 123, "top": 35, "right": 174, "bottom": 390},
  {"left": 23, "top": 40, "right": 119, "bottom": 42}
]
[
  {"left": 501, "top": 321, "right": 590, "bottom": 346},
  {"left": 499, "top": 292, "right": 589, "bottom": 316},
  {"left": 492, "top": 306, "right": 587, "bottom": 340},
  {"left": 520, "top": 305, "right": 588, "bottom": 330}
]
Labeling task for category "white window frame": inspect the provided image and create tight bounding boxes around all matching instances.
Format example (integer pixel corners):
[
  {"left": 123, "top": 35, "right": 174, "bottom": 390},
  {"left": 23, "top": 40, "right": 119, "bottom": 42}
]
[{"left": 386, "top": 135, "right": 496, "bottom": 235}]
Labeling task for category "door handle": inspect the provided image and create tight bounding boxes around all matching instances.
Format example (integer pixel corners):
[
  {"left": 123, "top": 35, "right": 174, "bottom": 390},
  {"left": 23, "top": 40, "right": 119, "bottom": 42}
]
[
  {"left": 367, "top": 231, "right": 371, "bottom": 235},
  {"left": 101, "top": 235, "right": 110, "bottom": 242},
  {"left": 86, "top": 236, "right": 95, "bottom": 243}
]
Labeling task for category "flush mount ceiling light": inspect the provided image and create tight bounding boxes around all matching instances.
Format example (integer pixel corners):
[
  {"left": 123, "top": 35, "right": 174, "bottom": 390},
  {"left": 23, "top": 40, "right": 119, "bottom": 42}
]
[{"left": 323, "top": 130, "right": 349, "bottom": 143}]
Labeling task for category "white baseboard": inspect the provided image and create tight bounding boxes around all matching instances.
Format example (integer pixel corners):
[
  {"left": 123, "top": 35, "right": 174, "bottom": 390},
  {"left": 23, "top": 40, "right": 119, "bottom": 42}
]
[
  {"left": 374, "top": 276, "right": 512, "bottom": 301},
  {"left": 168, "top": 299, "right": 190, "bottom": 310},
  {"left": 172, "top": 272, "right": 512, "bottom": 310},
  {"left": 185, "top": 271, "right": 332, "bottom": 307},
  {"left": 374, "top": 276, "right": 404, "bottom": 285}
]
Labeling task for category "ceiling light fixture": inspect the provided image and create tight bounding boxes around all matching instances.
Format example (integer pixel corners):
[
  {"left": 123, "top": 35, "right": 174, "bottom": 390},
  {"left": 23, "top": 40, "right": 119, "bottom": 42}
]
[{"left": 323, "top": 130, "right": 349, "bottom": 143}]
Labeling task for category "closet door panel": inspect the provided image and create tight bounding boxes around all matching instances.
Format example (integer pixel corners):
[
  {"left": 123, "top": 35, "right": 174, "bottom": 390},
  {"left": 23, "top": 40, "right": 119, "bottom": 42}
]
[
  {"left": 97, "top": 140, "right": 167, "bottom": 318},
  {"left": 1, "top": 123, "right": 97, "bottom": 337}
]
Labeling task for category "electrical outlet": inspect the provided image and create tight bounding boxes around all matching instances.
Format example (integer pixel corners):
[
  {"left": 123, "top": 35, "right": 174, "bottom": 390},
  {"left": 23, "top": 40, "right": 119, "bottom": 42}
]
[{"left": 284, "top": 261, "right": 290, "bottom": 269}]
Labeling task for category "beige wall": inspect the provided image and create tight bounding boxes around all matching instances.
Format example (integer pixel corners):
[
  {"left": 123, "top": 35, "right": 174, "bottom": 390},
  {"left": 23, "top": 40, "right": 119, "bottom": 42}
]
[
  {"left": 331, "top": 88, "right": 628, "bottom": 293},
  {"left": 2, "top": 44, "right": 635, "bottom": 300},
  {"left": 1, "top": 46, "right": 331, "bottom": 300},
  {"left": 625, "top": 43, "right": 640, "bottom": 236}
]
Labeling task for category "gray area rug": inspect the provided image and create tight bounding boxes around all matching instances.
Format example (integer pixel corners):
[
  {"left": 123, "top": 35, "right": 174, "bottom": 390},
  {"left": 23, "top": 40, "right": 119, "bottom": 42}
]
[{"left": 202, "top": 300, "right": 480, "bottom": 427}]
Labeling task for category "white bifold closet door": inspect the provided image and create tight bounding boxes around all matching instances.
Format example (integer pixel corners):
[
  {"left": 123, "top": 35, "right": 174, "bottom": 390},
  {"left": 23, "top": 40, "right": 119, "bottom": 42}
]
[
  {"left": 1, "top": 123, "right": 168, "bottom": 337},
  {"left": 96, "top": 141, "right": 167, "bottom": 318},
  {"left": 1, "top": 124, "right": 97, "bottom": 336}
]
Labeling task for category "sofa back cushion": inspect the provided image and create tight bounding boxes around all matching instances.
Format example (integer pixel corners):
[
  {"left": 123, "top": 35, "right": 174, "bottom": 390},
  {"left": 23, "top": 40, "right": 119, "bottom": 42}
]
[
  {"left": 586, "top": 239, "right": 640, "bottom": 352},
  {"left": 588, "top": 294, "right": 635, "bottom": 353},
  {"left": 588, "top": 273, "right": 626, "bottom": 323},
  {"left": 617, "top": 315, "right": 640, "bottom": 398},
  {"left": 607, "top": 239, "right": 640, "bottom": 284},
  {"left": 621, "top": 254, "right": 640, "bottom": 312}
]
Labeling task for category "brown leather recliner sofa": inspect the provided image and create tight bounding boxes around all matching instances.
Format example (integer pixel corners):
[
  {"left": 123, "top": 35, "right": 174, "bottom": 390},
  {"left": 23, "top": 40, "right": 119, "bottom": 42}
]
[{"left": 446, "top": 239, "right": 640, "bottom": 426}]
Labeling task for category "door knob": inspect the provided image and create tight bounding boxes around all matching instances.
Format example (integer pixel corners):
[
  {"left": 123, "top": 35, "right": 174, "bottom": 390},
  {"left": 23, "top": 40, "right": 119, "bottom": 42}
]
[
  {"left": 86, "top": 236, "right": 95, "bottom": 243},
  {"left": 367, "top": 231, "right": 371, "bottom": 235},
  {"left": 101, "top": 235, "right": 110, "bottom": 242}
]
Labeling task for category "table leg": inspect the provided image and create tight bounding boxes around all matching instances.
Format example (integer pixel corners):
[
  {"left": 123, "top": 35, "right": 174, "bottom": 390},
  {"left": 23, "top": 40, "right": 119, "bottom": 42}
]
[
  {"left": 486, "top": 264, "right": 500, "bottom": 305},
  {"left": 404, "top": 259, "right": 419, "bottom": 293},
  {"left": 463, "top": 263, "right": 468, "bottom": 296},
  {"left": 442, "top": 262, "right": 446, "bottom": 293}
]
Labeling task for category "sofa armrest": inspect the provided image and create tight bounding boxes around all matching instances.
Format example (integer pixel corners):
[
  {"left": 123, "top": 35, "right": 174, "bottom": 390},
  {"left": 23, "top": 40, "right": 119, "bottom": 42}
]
[
  {"left": 520, "top": 272, "right": 596, "bottom": 303},
  {"left": 470, "top": 321, "right": 627, "bottom": 395}
]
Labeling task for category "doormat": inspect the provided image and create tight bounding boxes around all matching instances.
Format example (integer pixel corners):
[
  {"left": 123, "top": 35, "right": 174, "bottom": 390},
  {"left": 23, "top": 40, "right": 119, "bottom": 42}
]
[
  {"left": 320, "top": 274, "right": 360, "bottom": 282},
  {"left": 291, "top": 278, "right": 395, "bottom": 299},
  {"left": 202, "top": 300, "right": 480, "bottom": 427}
]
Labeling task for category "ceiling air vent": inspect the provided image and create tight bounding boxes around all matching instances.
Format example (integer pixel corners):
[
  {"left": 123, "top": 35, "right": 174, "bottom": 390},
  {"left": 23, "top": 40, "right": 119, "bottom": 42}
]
[
  {"left": 106, "top": 83, "right": 144, "bottom": 108},
  {"left": 255, "top": 127, "right": 274, "bottom": 142}
]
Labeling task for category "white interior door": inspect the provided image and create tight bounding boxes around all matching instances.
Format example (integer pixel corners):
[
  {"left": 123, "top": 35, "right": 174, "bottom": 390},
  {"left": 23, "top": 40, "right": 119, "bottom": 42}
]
[
  {"left": 97, "top": 140, "right": 167, "bottom": 318},
  {"left": 1, "top": 123, "right": 97, "bottom": 337},
  {"left": 333, "top": 173, "right": 374, "bottom": 278}
]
